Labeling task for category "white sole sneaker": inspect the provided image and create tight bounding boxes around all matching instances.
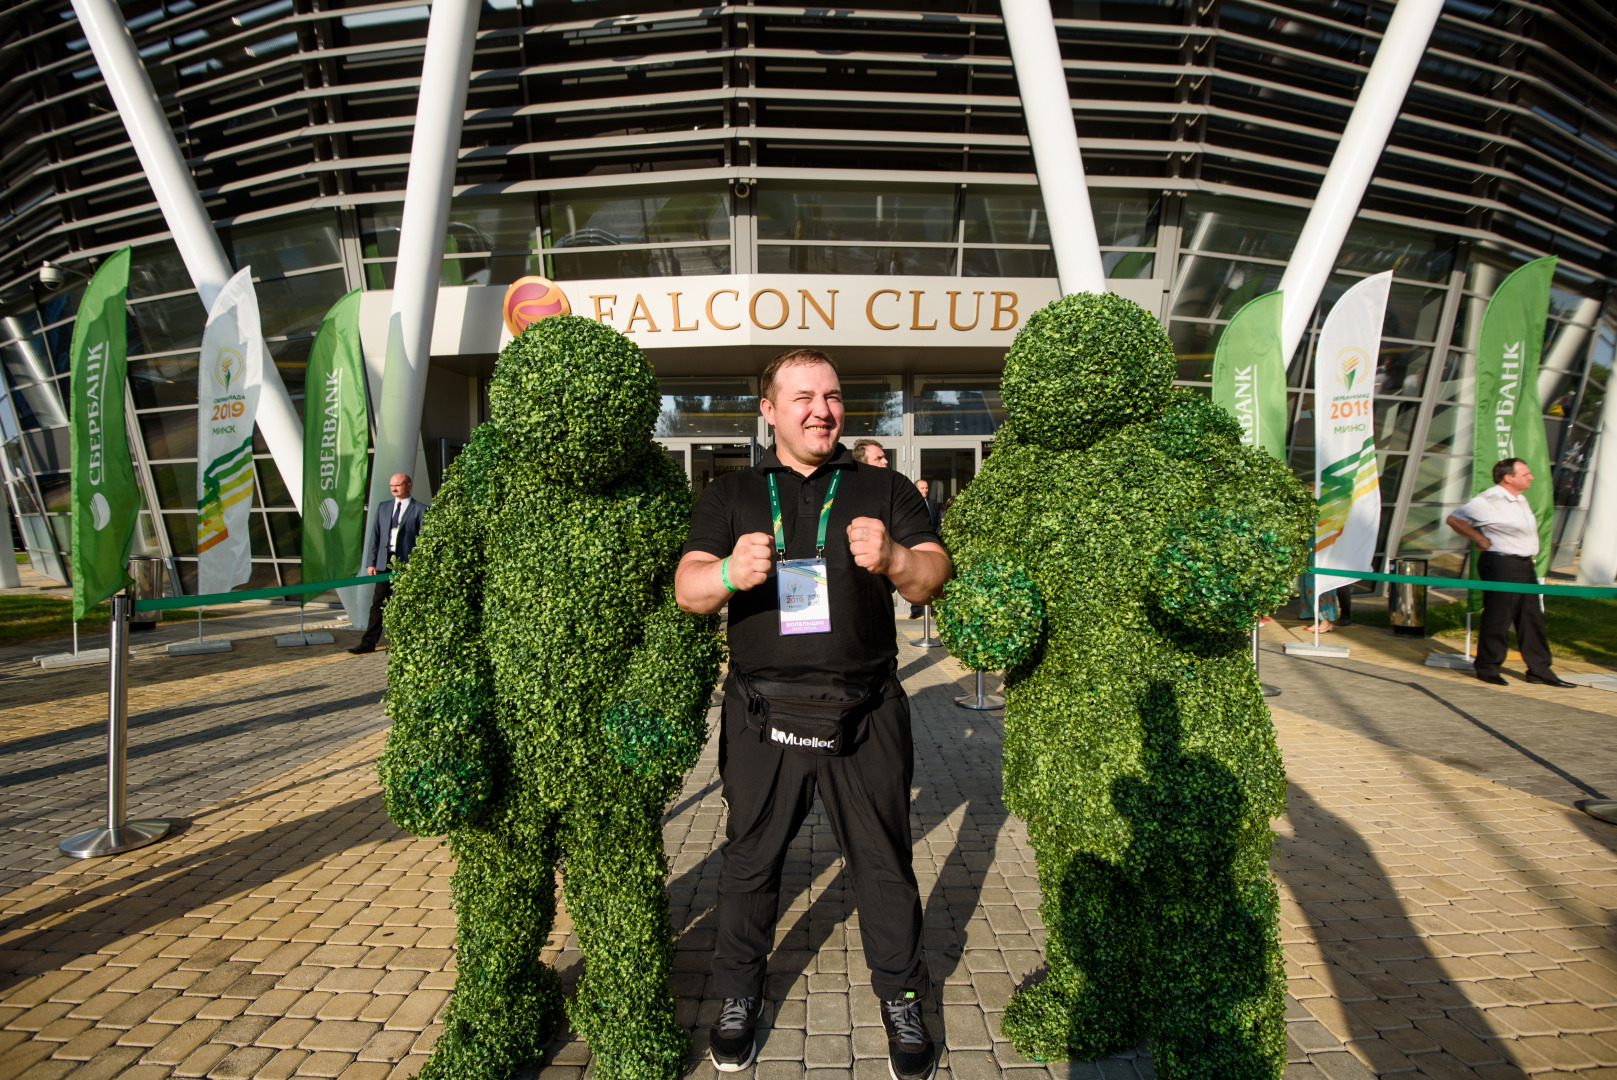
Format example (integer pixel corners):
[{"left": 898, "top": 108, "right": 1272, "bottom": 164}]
[
  {"left": 711, "top": 1038, "right": 757, "bottom": 1073},
  {"left": 888, "top": 1055, "right": 937, "bottom": 1080}
]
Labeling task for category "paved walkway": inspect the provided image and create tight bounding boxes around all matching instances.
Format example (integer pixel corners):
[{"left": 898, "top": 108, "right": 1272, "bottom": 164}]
[{"left": 0, "top": 610, "right": 1615, "bottom": 1079}]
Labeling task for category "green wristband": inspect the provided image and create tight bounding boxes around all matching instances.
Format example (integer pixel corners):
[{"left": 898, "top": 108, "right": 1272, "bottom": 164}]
[{"left": 719, "top": 557, "right": 737, "bottom": 592}]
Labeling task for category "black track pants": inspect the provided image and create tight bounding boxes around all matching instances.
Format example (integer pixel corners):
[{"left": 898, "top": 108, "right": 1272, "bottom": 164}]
[
  {"left": 1475, "top": 552, "right": 1554, "bottom": 679},
  {"left": 713, "top": 674, "right": 929, "bottom": 1003},
  {"left": 358, "top": 579, "right": 392, "bottom": 650}
]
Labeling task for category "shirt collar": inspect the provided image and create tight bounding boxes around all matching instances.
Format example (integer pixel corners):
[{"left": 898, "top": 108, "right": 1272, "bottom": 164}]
[
  {"left": 1489, "top": 484, "right": 1526, "bottom": 503},
  {"left": 757, "top": 443, "right": 856, "bottom": 478}
]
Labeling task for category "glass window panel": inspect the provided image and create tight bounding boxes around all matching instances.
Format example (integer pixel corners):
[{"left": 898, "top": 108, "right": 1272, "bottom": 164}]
[
  {"left": 1374, "top": 399, "right": 1420, "bottom": 453},
  {"left": 359, "top": 206, "right": 404, "bottom": 260},
  {"left": 756, "top": 246, "right": 954, "bottom": 276},
  {"left": 548, "top": 246, "right": 731, "bottom": 280},
  {"left": 840, "top": 376, "right": 901, "bottom": 437},
  {"left": 1577, "top": 380, "right": 1605, "bottom": 428},
  {"left": 140, "top": 408, "right": 198, "bottom": 461},
  {"left": 1423, "top": 404, "right": 1473, "bottom": 454},
  {"left": 1104, "top": 251, "right": 1154, "bottom": 279},
  {"left": 164, "top": 511, "right": 197, "bottom": 557},
  {"left": 265, "top": 509, "right": 301, "bottom": 557},
  {"left": 246, "top": 560, "right": 281, "bottom": 589},
  {"left": 225, "top": 212, "right": 342, "bottom": 277},
  {"left": 129, "top": 295, "right": 206, "bottom": 353},
  {"left": 1377, "top": 454, "right": 1406, "bottom": 507},
  {"left": 129, "top": 354, "right": 200, "bottom": 410},
  {"left": 134, "top": 511, "right": 163, "bottom": 557},
  {"left": 546, "top": 189, "right": 731, "bottom": 247},
  {"left": 757, "top": 185, "right": 953, "bottom": 244},
  {"left": 1170, "top": 256, "right": 1284, "bottom": 320},
  {"left": 963, "top": 249, "right": 1057, "bottom": 278},
  {"left": 22, "top": 426, "right": 71, "bottom": 474},
  {"left": 1435, "top": 350, "right": 1474, "bottom": 403},
  {"left": 36, "top": 471, "right": 70, "bottom": 513},
  {"left": 656, "top": 378, "right": 759, "bottom": 437},
  {"left": 257, "top": 270, "right": 347, "bottom": 339},
  {"left": 448, "top": 194, "right": 539, "bottom": 253},
  {"left": 1181, "top": 195, "right": 1305, "bottom": 260},
  {"left": 440, "top": 253, "right": 544, "bottom": 288},
  {"left": 149, "top": 462, "right": 197, "bottom": 509},
  {"left": 962, "top": 193, "right": 1049, "bottom": 246},
  {"left": 270, "top": 338, "right": 313, "bottom": 410},
  {"left": 129, "top": 241, "right": 194, "bottom": 299},
  {"left": 1409, "top": 454, "right": 1472, "bottom": 503},
  {"left": 917, "top": 447, "right": 977, "bottom": 511},
  {"left": 255, "top": 454, "right": 294, "bottom": 509},
  {"left": 1376, "top": 346, "right": 1432, "bottom": 399},
  {"left": 1168, "top": 320, "right": 1219, "bottom": 382},
  {"left": 1335, "top": 220, "right": 1455, "bottom": 283},
  {"left": 1381, "top": 283, "right": 1448, "bottom": 344},
  {"left": 33, "top": 296, "right": 78, "bottom": 376},
  {"left": 1398, "top": 503, "right": 1470, "bottom": 552},
  {"left": 1, "top": 337, "right": 56, "bottom": 387},
  {"left": 12, "top": 379, "right": 68, "bottom": 429},
  {"left": 914, "top": 375, "right": 1004, "bottom": 436}
]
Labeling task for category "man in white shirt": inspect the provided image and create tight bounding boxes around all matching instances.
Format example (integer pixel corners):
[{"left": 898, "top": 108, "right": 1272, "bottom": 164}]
[
  {"left": 349, "top": 473, "right": 426, "bottom": 654},
  {"left": 1445, "top": 459, "right": 1573, "bottom": 687}
]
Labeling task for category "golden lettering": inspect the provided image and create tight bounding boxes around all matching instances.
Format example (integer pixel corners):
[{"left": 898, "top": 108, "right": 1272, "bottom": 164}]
[
  {"left": 992, "top": 291, "right": 1019, "bottom": 331},
  {"left": 624, "top": 294, "right": 659, "bottom": 333},
  {"left": 706, "top": 289, "right": 741, "bottom": 331},
  {"left": 669, "top": 292, "right": 699, "bottom": 331},
  {"left": 947, "top": 290, "right": 984, "bottom": 331},
  {"left": 910, "top": 290, "right": 936, "bottom": 331},
  {"left": 866, "top": 289, "right": 901, "bottom": 331},
  {"left": 590, "top": 294, "right": 617, "bottom": 323},
  {"left": 798, "top": 289, "right": 837, "bottom": 330},
  {"left": 750, "top": 289, "right": 790, "bottom": 330}
]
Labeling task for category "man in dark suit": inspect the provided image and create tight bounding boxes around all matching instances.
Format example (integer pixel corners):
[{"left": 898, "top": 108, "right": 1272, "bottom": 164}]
[
  {"left": 349, "top": 472, "right": 425, "bottom": 654},
  {"left": 910, "top": 478, "right": 944, "bottom": 619}
]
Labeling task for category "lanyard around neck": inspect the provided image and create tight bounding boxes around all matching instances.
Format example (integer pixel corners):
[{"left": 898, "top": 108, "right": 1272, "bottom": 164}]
[{"left": 768, "top": 469, "right": 842, "bottom": 560}]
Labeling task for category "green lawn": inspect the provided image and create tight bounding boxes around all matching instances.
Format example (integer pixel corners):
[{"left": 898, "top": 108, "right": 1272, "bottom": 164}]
[
  {"left": 0, "top": 594, "right": 215, "bottom": 649},
  {"left": 1354, "top": 595, "right": 1617, "bottom": 666}
]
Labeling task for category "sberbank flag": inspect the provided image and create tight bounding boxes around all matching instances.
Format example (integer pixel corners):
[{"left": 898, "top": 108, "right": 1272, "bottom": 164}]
[
  {"left": 69, "top": 248, "right": 139, "bottom": 621},
  {"left": 1468, "top": 256, "right": 1556, "bottom": 608},
  {"left": 1211, "top": 290, "right": 1287, "bottom": 461},
  {"left": 300, "top": 289, "right": 369, "bottom": 605}
]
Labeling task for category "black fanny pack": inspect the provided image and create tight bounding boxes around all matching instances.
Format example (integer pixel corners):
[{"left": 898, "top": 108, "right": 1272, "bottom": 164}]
[{"left": 735, "top": 672, "right": 886, "bottom": 756}]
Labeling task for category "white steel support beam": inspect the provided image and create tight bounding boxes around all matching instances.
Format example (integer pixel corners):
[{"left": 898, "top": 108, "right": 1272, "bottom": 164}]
[
  {"left": 1277, "top": 0, "right": 1445, "bottom": 368},
  {"left": 1578, "top": 366, "right": 1617, "bottom": 586},
  {"left": 70, "top": 0, "right": 305, "bottom": 510},
  {"left": 367, "top": 0, "right": 481, "bottom": 507},
  {"left": 1000, "top": 0, "right": 1107, "bottom": 297}
]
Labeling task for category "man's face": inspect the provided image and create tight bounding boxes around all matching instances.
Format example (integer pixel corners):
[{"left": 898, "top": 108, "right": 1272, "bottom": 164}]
[
  {"left": 1503, "top": 462, "right": 1533, "bottom": 494},
  {"left": 761, "top": 362, "right": 844, "bottom": 465},
  {"left": 866, "top": 445, "right": 889, "bottom": 468},
  {"left": 916, "top": 479, "right": 930, "bottom": 499},
  {"left": 389, "top": 474, "right": 412, "bottom": 499}
]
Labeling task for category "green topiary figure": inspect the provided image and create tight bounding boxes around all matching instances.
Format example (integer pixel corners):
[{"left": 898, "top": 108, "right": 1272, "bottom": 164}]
[
  {"left": 934, "top": 292, "right": 1313, "bottom": 1079},
  {"left": 376, "top": 315, "right": 724, "bottom": 1080}
]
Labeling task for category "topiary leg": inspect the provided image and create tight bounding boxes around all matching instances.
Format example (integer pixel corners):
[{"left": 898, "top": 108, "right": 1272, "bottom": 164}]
[
  {"left": 1002, "top": 849, "right": 1142, "bottom": 1064},
  {"left": 561, "top": 808, "right": 687, "bottom": 1080},
  {"left": 420, "top": 825, "right": 564, "bottom": 1080}
]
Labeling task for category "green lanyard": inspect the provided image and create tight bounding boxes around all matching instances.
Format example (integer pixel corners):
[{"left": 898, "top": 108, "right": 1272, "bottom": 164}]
[{"left": 768, "top": 469, "right": 842, "bottom": 560}]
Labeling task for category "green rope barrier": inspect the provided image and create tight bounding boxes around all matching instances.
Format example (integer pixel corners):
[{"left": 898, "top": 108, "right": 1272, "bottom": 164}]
[
  {"left": 1312, "top": 567, "right": 1617, "bottom": 599},
  {"left": 133, "top": 573, "right": 392, "bottom": 613}
]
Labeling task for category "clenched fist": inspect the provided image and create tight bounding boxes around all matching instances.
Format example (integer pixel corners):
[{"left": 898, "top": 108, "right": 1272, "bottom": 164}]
[
  {"left": 847, "top": 516, "right": 896, "bottom": 575},
  {"left": 725, "top": 532, "right": 774, "bottom": 591}
]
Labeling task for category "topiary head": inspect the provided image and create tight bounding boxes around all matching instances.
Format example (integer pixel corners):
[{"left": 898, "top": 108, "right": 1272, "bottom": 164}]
[
  {"left": 1000, "top": 291, "right": 1175, "bottom": 450},
  {"left": 488, "top": 315, "right": 659, "bottom": 486}
]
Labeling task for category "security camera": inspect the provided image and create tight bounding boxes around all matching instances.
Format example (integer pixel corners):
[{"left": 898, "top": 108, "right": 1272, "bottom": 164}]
[{"left": 39, "top": 261, "right": 64, "bottom": 287}]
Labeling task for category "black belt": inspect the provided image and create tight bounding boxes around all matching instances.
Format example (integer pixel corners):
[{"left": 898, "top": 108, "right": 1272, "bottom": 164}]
[{"left": 1481, "top": 551, "right": 1533, "bottom": 560}]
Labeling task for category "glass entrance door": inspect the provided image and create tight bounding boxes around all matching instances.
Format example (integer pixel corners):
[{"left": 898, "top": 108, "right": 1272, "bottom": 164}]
[
  {"left": 658, "top": 439, "right": 754, "bottom": 495},
  {"left": 917, "top": 441, "right": 993, "bottom": 514}
]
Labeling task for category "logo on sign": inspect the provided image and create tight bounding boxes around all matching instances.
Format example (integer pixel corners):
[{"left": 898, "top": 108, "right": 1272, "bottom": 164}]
[
  {"left": 503, "top": 276, "right": 571, "bottom": 336},
  {"left": 1337, "top": 346, "right": 1367, "bottom": 392},
  {"left": 319, "top": 497, "right": 339, "bottom": 530},
  {"left": 90, "top": 492, "right": 110, "bottom": 532},
  {"left": 214, "top": 348, "right": 243, "bottom": 393}
]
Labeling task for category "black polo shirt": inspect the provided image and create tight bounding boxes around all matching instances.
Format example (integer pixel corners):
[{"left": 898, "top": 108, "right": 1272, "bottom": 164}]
[{"left": 683, "top": 444, "right": 941, "bottom": 684}]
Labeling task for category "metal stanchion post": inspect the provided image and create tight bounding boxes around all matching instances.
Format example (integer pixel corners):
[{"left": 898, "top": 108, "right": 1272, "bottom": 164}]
[
  {"left": 910, "top": 604, "right": 941, "bottom": 648},
  {"left": 1253, "top": 625, "right": 1280, "bottom": 698},
  {"left": 955, "top": 669, "right": 1005, "bottom": 711},
  {"left": 60, "top": 594, "right": 173, "bottom": 859}
]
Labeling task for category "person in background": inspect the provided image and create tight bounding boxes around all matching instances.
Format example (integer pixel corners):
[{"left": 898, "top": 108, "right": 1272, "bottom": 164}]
[
  {"left": 910, "top": 479, "right": 943, "bottom": 619},
  {"left": 349, "top": 473, "right": 424, "bottom": 654},
  {"left": 1445, "top": 458, "right": 1575, "bottom": 688},
  {"left": 851, "top": 439, "right": 889, "bottom": 467}
]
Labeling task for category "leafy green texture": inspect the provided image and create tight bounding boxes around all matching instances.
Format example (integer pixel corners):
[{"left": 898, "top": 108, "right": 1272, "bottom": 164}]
[
  {"left": 377, "top": 315, "right": 724, "bottom": 1080},
  {"left": 935, "top": 292, "right": 1313, "bottom": 1078}
]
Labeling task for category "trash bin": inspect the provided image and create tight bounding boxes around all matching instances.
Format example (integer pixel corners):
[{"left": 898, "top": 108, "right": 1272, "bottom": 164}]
[
  {"left": 127, "top": 556, "right": 164, "bottom": 632},
  {"left": 1388, "top": 557, "right": 1427, "bottom": 637}
]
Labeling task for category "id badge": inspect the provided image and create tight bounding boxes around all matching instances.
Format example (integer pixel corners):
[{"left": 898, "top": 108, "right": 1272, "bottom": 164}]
[{"left": 778, "top": 558, "right": 831, "bottom": 635}]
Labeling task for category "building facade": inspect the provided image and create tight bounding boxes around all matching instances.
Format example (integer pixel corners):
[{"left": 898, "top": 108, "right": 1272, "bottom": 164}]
[{"left": 2, "top": 0, "right": 1614, "bottom": 594}]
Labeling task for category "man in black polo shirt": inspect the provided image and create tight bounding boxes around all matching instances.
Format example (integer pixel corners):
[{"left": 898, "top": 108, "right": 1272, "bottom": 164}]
[{"left": 676, "top": 348, "right": 952, "bottom": 1080}]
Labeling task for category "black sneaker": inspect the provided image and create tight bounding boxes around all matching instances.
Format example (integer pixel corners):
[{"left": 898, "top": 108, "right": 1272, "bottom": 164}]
[
  {"left": 709, "top": 996, "right": 762, "bottom": 1072},
  {"left": 881, "top": 995, "right": 936, "bottom": 1080}
]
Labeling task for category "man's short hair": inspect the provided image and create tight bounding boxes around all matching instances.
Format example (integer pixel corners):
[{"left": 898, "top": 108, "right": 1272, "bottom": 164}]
[
  {"left": 760, "top": 348, "right": 839, "bottom": 403},
  {"left": 851, "top": 439, "right": 885, "bottom": 464},
  {"left": 1493, "top": 458, "right": 1526, "bottom": 485}
]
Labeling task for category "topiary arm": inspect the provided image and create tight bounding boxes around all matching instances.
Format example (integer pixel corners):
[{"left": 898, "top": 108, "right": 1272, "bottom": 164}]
[
  {"left": 602, "top": 584, "right": 724, "bottom": 797},
  {"left": 935, "top": 560, "right": 1046, "bottom": 673},
  {"left": 376, "top": 428, "right": 501, "bottom": 836}
]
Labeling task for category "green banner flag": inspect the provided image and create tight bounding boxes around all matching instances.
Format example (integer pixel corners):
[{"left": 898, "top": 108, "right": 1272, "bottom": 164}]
[
  {"left": 1470, "top": 256, "right": 1557, "bottom": 600},
  {"left": 69, "top": 248, "right": 139, "bottom": 621},
  {"left": 300, "top": 289, "right": 370, "bottom": 603},
  {"left": 1211, "top": 290, "right": 1287, "bottom": 462}
]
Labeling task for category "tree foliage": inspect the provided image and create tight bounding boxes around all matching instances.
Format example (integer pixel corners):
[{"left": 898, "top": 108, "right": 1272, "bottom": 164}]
[
  {"left": 934, "top": 292, "right": 1313, "bottom": 1078},
  {"left": 377, "top": 315, "right": 724, "bottom": 1080}
]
